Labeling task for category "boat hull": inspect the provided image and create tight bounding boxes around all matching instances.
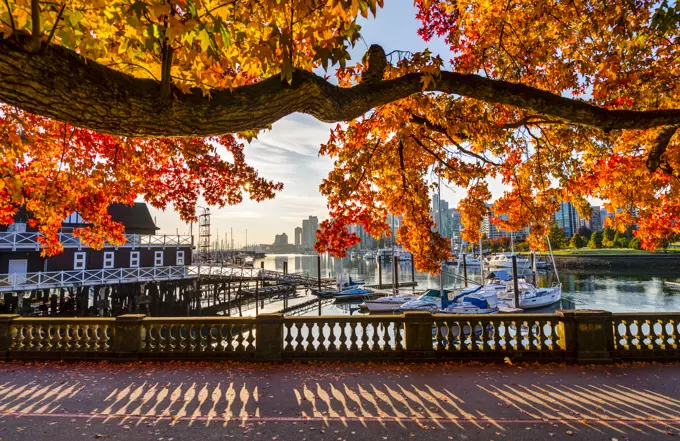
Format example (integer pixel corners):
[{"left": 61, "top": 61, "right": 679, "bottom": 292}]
[
  {"left": 499, "top": 287, "right": 562, "bottom": 309},
  {"left": 363, "top": 296, "right": 419, "bottom": 312}
]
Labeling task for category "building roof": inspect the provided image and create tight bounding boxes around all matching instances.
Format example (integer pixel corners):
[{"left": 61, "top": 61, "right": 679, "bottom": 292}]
[{"left": 107, "top": 203, "right": 159, "bottom": 231}]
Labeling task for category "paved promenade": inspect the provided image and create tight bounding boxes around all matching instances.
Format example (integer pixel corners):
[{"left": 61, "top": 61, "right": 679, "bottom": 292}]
[{"left": 0, "top": 361, "right": 679, "bottom": 440}]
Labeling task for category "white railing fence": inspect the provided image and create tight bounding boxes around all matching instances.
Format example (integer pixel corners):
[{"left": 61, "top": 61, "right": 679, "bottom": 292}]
[
  {"left": 0, "top": 232, "right": 193, "bottom": 250},
  {"left": 0, "top": 266, "right": 191, "bottom": 292}
]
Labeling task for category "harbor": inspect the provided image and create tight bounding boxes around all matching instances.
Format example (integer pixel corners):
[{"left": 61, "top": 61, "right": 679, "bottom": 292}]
[{"left": 253, "top": 254, "right": 680, "bottom": 315}]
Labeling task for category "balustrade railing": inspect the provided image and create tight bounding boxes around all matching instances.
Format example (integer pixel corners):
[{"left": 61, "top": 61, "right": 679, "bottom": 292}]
[
  {"left": 612, "top": 313, "right": 680, "bottom": 359},
  {"left": 0, "top": 311, "right": 679, "bottom": 363},
  {"left": 0, "top": 232, "right": 193, "bottom": 250},
  {"left": 140, "top": 318, "right": 256, "bottom": 358},
  {"left": 282, "top": 316, "right": 404, "bottom": 358},
  {"left": 432, "top": 314, "right": 563, "bottom": 360},
  {"left": 6, "top": 318, "right": 114, "bottom": 355}
]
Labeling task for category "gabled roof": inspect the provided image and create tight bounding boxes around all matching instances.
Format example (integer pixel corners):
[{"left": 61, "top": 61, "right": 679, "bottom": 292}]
[{"left": 107, "top": 203, "right": 159, "bottom": 231}]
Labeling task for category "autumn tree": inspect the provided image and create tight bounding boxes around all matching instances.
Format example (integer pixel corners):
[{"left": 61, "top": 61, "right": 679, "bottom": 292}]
[
  {"left": 547, "top": 223, "right": 567, "bottom": 250},
  {"left": 588, "top": 232, "right": 603, "bottom": 250},
  {"left": 569, "top": 234, "right": 585, "bottom": 249},
  {"left": 2, "top": 1, "right": 680, "bottom": 272},
  {"left": 602, "top": 227, "right": 616, "bottom": 248}
]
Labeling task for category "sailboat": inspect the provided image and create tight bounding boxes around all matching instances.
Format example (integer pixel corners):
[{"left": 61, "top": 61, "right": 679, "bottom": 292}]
[
  {"left": 495, "top": 237, "right": 563, "bottom": 309},
  {"left": 438, "top": 287, "right": 500, "bottom": 314}
]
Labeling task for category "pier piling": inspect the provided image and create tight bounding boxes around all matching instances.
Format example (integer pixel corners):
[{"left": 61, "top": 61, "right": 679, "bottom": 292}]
[
  {"left": 463, "top": 253, "right": 468, "bottom": 287},
  {"left": 512, "top": 255, "right": 520, "bottom": 308}
]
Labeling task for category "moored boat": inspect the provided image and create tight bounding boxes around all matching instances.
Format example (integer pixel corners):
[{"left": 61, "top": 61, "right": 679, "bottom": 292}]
[
  {"left": 487, "top": 253, "right": 529, "bottom": 269},
  {"left": 315, "top": 286, "right": 375, "bottom": 300},
  {"left": 437, "top": 289, "right": 500, "bottom": 314},
  {"left": 361, "top": 292, "right": 422, "bottom": 312}
]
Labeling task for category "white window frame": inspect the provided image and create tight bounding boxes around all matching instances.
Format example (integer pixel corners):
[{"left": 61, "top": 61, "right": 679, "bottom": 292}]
[
  {"left": 176, "top": 250, "right": 185, "bottom": 266},
  {"left": 154, "top": 251, "right": 163, "bottom": 267},
  {"left": 130, "top": 251, "right": 140, "bottom": 268},
  {"left": 74, "top": 252, "right": 86, "bottom": 270},
  {"left": 103, "top": 251, "right": 114, "bottom": 269}
]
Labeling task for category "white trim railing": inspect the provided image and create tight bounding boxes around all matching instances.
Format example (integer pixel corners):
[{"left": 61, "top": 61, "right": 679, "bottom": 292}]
[
  {"left": 0, "top": 266, "right": 191, "bottom": 292},
  {"left": 0, "top": 232, "right": 193, "bottom": 250},
  {"left": 0, "top": 265, "right": 329, "bottom": 292}
]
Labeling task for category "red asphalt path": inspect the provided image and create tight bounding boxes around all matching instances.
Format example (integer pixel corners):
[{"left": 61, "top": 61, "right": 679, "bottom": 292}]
[{"left": 0, "top": 361, "right": 679, "bottom": 440}]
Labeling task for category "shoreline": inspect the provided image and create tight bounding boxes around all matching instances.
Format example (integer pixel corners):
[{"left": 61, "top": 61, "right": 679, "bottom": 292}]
[{"left": 545, "top": 253, "right": 680, "bottom": 269}]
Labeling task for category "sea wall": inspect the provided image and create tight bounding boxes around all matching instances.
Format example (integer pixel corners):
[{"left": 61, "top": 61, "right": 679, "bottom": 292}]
[{"left": 551, "top": 254, "right": 680, "bottom": 269}]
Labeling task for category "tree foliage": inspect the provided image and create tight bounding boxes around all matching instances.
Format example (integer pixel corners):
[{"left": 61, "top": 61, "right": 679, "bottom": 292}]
[
  {"left": 547, "top": 223, "right": 567, "bottom": 250},
  {"left": 569, "top": 234, "right": 586, "bottom": 249},
  {"left": 0, "top": 105, "right": 281, "bottom": 255},
  {"left": 601, "top": 227, "right": 616, "bottom": 248},
  {"left": 1, "top": 0, "right": 680, "bottom": 272},
  {"left": 588, "top": 231, "right": 603, "bottom": 249}
]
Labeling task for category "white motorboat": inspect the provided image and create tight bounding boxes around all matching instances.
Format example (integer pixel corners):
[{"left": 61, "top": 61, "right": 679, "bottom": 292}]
[
  {"left": 499, "top": 281, "right": 562, "bottom": 309},
  {"left": 486, "top": 253, "right": 530, "bottom": 269},
  {"left": 456, "top": 254, "right": 482, "bottom": 266},
  {"left": 486, "top": 269, "right": 562, "bottom": 309},
  {"left": 398, "top": 288, "right": 454, "bottom": 311},
  {"left": 361, "top": 293, "right": 422, "bottom": 312}
]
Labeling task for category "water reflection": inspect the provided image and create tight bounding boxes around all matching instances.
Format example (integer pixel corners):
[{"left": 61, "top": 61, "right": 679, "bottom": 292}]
[{"left": 255, "top": 254, "right": 680, "bottom": 314}]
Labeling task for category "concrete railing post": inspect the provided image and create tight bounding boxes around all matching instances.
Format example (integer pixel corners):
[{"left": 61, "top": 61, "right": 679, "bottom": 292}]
[
  {"left": 113, "top": 314, "right": 146, "bottom": 360},
  {"left": 255, "top": 313, "right": 284, "bottom": 361},
  {"left": 404, "top": 312, "right": 435, "bottom": 360},
  {"left": 0, "top": 315, "right": 19, "bottom": 359},
  {"left": 557, "top": 310, "right": 614, "bottom": 364}
]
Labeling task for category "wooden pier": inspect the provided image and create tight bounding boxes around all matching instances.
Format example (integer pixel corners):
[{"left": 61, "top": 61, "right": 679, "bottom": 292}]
[{"left": 0, "top": 264, "right": 337, "bottom": 318}]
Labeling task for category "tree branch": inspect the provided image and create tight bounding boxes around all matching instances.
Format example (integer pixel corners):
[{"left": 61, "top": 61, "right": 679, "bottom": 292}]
[
  {"left": 2, "top": 0, "right": 17, "bottom": 40},
  {"left": 43, "top": 3, "right": 65, "bottom": 50},
  {"left": 647, "top": 125, "right": 679, "bottom": 172},
  {"left": 2, "top": 40, "right": 680, "bottom": 137},
  {"left": 28, "top": 0, "right": 41, "bottom": 52},
  {"left": 410, "top": 114, "right": 500, "bottom": 165}
]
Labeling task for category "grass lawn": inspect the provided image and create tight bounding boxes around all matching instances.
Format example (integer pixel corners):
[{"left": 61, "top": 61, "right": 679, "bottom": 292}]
[{"left": 531, "top": 248, "right": 680, "bottom": 255}]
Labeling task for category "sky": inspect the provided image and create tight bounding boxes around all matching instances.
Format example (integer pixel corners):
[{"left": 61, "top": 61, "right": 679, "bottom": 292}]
[{"left": 150, "top": 3, "right": 501, "bottom": 246}]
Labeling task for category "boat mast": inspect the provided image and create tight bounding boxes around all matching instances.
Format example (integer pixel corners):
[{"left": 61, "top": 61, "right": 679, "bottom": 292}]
[
  {"left": 479, "top": 233, "right": 484, "bottom": 282},
  {"left": 438, "top": 175, "right": 445, "bottom": 310},
  {"left": 391, "top": 214, "right": 396, "bottom": 295},
  {"left": 546, "top": 236, "right": 560, "bottom": 282}
]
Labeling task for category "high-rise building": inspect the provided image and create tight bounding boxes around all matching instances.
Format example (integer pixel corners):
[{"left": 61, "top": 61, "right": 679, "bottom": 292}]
[
  {"left": 273, "top": 233, "right": 288, "bottom": 245},
  {"left": 431, "top": 193, "right": 460, "bottom": 239},
  {"left": 301, "top": 219, "right": 310, "bottom": 248},
  {"left": 294, "top": 227, "right": 302, "bottom": 246},
  {"left": 554, "top": 202, "right": 579, "bottom": 237},
  {"left": 481, "top": 205, "right": 530, "bottom": 240},
  {"left": 301, "top": 216, "right": 319, "bottom": 249},
  {"left": 590, "top": 206, "right": 602, "bottom": 232}
]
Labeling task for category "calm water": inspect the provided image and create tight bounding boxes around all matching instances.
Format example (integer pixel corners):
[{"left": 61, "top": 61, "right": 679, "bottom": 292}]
[{"left": 254, "top": 254, "right": 680, "bottom": 315}]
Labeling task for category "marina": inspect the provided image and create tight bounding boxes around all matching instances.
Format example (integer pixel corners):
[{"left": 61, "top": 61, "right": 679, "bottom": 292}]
[{"left": 252, "top": 254, "right": 680, "bottom": 315}]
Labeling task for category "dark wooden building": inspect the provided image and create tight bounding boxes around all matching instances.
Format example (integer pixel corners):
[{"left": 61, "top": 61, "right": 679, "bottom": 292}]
[{"left": 0, "top": 203, "right": 193, "bottom": 276}]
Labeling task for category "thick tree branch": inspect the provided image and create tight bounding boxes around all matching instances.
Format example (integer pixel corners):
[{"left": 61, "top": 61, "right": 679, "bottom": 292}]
[
  {"left": 646, "top": 125, "right": 679, "bottom": 172},
  {"left": 2, "top": 40, "right": 680, "bottom": 137}
]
